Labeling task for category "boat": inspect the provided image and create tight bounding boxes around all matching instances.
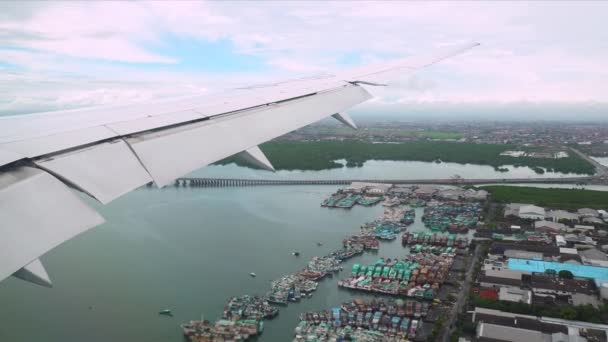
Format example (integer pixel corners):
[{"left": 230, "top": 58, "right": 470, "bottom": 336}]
[
  {"left": 159, "top": 309, "right": 173, "bottom": 317},
  {"left": 409, "top": 319, "right": 419, "bottom": 338},
  {"left": 317, "top": 242, "right": 323, "bottom": 246},
  {"left": 250, "top": 272, "right": 256, "bottom": 277},
  {"left": 400, "top": 317, "right": 410, "bottom": 337},
  {"left": 292, "top": 251, "right": 300, "bottom": 256}
]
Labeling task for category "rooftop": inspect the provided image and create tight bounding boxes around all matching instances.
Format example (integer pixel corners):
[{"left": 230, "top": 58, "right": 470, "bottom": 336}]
[{"left": 509, "top": 258, "right": 608, "bottom": 285}]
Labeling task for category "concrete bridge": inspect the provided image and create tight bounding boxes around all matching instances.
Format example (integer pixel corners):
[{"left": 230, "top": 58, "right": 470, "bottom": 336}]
[{"left": 175, "top": 176, "right": 608, "bottom": 188}]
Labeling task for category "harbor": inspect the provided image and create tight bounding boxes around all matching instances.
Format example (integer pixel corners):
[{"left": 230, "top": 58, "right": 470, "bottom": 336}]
[
  {"left": 3, "top": 158, "right": 606, "bottom": 342},
  {"left": 293, "top": 299, "right": 429, "bottom": 341},
  {"left": 177, "top": 183, "right": 485, "bottom": 341},
  {"left": 337, "top": 254, "right": 454, "bottom": 297}
]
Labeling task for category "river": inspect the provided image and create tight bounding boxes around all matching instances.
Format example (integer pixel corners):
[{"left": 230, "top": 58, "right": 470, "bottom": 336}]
[{"left": 0, "top": 160, "right": 604, "bottom": 342}]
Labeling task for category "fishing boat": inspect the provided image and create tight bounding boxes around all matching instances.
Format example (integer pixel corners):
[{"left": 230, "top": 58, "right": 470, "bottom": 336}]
[
  {"left": 250, "top": 272, "right": 256, "bottom": 277},
  {"left": 409, "top": 319, "right": 419, "bottom": 338},
  {"left": 400, "top": 317, "right": 410, "bottom": 337},
  {"left": 159, "top": 309, "right": 173, "bottom": 317}
]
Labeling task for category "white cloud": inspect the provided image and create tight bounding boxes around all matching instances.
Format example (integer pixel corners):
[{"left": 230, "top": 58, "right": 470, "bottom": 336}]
[{"left": 1, "top": 1, "right": 607, "bottom": 114}]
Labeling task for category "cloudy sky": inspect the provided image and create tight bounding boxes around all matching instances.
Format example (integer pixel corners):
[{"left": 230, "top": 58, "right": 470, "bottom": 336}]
[{"left": 1, "top": 1, "right": 607, "bottom": 115}]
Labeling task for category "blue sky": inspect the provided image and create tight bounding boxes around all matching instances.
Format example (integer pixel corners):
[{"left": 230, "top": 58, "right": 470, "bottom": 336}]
[{"left": 0, "top": 1, "right": 607, "bottom": 115}]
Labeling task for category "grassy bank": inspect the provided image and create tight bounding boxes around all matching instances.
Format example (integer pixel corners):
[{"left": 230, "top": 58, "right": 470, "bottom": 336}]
[
  {"left": 481, "top": 186, "right": 608, "bottom": 209},
  {"left": 219, "top": 141, "right": 595, "bottom": 174}
]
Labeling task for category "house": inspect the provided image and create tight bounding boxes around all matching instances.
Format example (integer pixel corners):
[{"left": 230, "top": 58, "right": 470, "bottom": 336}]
[
  {"left": 518, "top": 205, "right": 546, "bottom": 220},
  {"left": 534, "top": 220, "right": 565, "bottom": 234}
]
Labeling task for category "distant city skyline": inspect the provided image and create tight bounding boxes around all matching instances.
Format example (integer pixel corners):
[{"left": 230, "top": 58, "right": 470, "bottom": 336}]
[{"left": 1, "top": 1, "right": 607, "bottom": 114}]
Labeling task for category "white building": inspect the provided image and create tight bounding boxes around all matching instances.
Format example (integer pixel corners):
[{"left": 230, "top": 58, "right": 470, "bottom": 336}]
[
  {"left": 547, "top": 209, "right": 580, "bottom": 223},
  {"left": 499, "top": 287, "right": 532, "bottom": 304},
  {"left": 518, "top": 205, "right": 546, "bottom": 220},
  {"left": 535, "top": 220, "right": 566, "bottom": 233}
]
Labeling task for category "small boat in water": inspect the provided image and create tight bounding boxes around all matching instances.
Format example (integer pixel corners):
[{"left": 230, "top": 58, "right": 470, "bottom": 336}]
[
  {"left": 317, "top": 242, "right": 323, "bottom": 246},
  {"left": 292, "top": 251, "right": 300, "bottom": 256},
  {"left": 159, "top": 309, "right": 173, "bottom": 317},
  {"left": 250, "top": 273, "right": 256, "bottom": 277}
]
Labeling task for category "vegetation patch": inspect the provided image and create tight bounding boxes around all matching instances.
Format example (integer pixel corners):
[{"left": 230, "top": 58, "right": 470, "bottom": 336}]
[
  {"left": 218, "top": 141, "right": 596, "bottom": 174},
  {"left": 481, "top": 186, "right": 608, "bottom": 210}
]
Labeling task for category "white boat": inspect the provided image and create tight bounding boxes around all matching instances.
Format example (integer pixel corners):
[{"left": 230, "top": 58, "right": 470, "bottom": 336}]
[{"left": 250, "top": 273, "right": 256, "bottom": 277}]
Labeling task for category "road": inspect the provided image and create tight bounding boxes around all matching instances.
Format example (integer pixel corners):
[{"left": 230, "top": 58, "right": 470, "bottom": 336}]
[
  {"left": 441, "top": 243, "right": 482, "bottom": 342},
  {"left": 571, "top": 148, "right": 608, "bottom": 177}
]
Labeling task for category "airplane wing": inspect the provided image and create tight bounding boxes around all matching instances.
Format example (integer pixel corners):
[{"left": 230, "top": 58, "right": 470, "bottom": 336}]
[{"left": 0, "top": 43, "right": 478, "bottom": 287}]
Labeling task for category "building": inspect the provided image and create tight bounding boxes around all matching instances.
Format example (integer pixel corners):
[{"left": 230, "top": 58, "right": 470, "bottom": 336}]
[
  {"left": 518, "top": 205, "right": 546, "bottom": 220},
  {"left": 568, "top": 225, "right": 595, "bottom": 233},
  {"left": 564, "top": 234, "right": 597, "bottom": 246},
  {"left": 489, "top": 242, "right": 561, "bottom": 259},
  {"left": 583, "top": 217, "right": 605, "bottom": 225},
  {"left": 499, "top": 287, "right": 532, "bottom": 304},
  {"left": 556, "top": 235, "right": 567, "bottom": 247},
  {"left": 462, "top": 188, "right": 488, "bottom": 200},
  {"left": 504, "top": 203, "right": 527, "bottom": 218},
  {"left": 478, "top": 273, "right": 523, "bottom": 290},
  {"left": 547, "top": 209, "right": 580, "bottom": 223},
  {"left": 578, "top": 208, "right": 599, "bottom": 218},
  {"left": 534, "top": 220, "right": 566, "bottom": 234},
  {"left": 471, "top": 307, "right": 608, "bottom": 342},
  {"left": 508, "top": 258, "right": 608, "bottom": 285},
  {"left": 580, "top": 248, "right": 608, "bottom": 267},
  {"left": 530, "top": 274, "right": 597, "bottom": 297}
]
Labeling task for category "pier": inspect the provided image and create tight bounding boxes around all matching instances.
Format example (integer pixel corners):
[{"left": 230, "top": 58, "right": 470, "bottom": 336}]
[{"left": 174, "top": 176, "right": 608, "bottom": 188}]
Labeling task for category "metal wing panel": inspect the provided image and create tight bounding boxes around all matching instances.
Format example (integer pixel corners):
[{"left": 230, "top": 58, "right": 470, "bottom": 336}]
[
  {"left": 105, "top": 110, "right": 206, "bottom": 136},
  {"left": 0, "top": 79, "right": 345, "bottom": 147},
  {"left": 128, "top": 85, "right": 371, "bottom": 187},
  {"left": 0, "top": 167, "right": 105, "bottom": 282},
  {"left": 0, "top": 126, "right": 118, "bottom": 158},
  {"left": 35, "top": 140, "right": 153, "bottom": 204},
  {"left": 0, "top": 149, "right": 24, "bottom": 167}
]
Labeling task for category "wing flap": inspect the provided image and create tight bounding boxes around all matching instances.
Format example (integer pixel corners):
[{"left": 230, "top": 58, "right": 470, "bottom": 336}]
[
  {"left": 128, "top": 85, "right": 371, "bottom": 187},
  {"left": 0, "top": 167, "right": 105, "bottom": 283},
  {"left": 35, "top": 140, "right": 153, "bottom": 204}
]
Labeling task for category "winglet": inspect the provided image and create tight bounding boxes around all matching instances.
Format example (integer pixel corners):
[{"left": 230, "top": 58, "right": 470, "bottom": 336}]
[
  {"left": 13, "top": 259, "right": 52, "bottom": 288},
  {"left": 332, "top": 112, "right": 358, "bottom": 130},
  {"left": 343, "top": 42, "right": 480, "bottom": 85},
  {"left": 238, "top": 146, "right": 275, "bottom": 172}
]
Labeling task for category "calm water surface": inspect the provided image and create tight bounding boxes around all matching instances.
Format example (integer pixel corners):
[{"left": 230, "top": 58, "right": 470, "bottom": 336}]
[{"left": 0, "top": 161, "right": 601, "bottom": 342}]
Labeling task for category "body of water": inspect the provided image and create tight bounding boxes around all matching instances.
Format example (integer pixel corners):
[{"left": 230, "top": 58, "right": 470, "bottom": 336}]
[
  {"left": 0, "top": 160, "right": 603, "bottom": 341},
  {"left": 193, "top": 160, "right": 582, "bottom": 180}
]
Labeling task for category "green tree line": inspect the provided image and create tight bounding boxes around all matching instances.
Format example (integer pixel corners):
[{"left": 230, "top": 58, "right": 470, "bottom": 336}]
[
  {"left": 481, "top": 186, "right": 608, "bottom": 210},
  {"left": 218, "top": 141, "right": 595, "bottom": 174}
]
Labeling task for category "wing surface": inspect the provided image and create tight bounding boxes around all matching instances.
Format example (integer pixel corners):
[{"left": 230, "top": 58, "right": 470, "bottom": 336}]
[{"left": 0, "top": 42, "right": 478, "bottom": 286}]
